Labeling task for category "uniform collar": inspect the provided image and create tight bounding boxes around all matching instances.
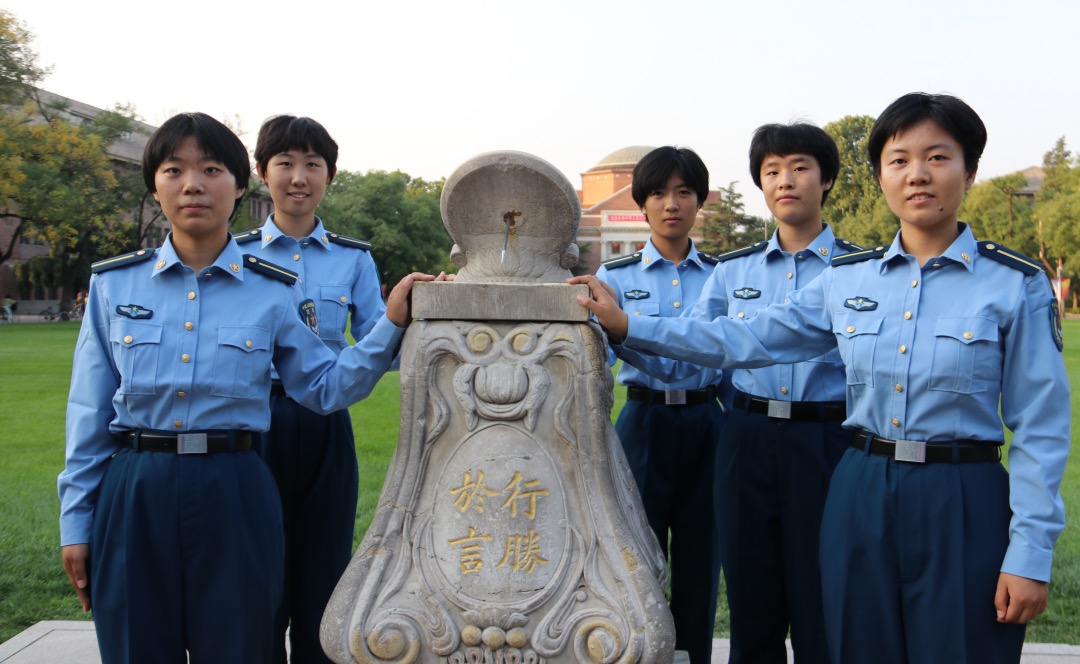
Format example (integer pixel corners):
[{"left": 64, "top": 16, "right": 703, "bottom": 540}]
[
  {"left": 638, "top": 238, "right": 711, "bottom": 270},
  {"left": 213, "top": 238, "right": 248, "bottom": 280},
  {"left": 881, "top": 223, "right": 977, "bottom": 273},
  {"left": 261, "top": 215, "right": 332, "bottom": 251},
  {"left": 152, "top": 234, "right": 246, "bottom": 281},
  {"left": 764, "top": 223, "right": 836, "bottom": 264},
  {"left": 151, "top": 237, "right": 182, "bottom": 277},
  {"left": 941, "top": 223, "right": 978, "bottom": 272}
]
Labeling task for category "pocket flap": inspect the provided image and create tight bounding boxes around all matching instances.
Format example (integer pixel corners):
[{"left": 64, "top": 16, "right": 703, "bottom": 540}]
[
  {"left": 217, "top": 326, "right": 270, "bottom": 352},
  {"left": 934, "top": 317, "right": 998, "bottom": 345},
  {"left": 320, "top": 285, "right": 350, "bottom": 307},
  {"left": 833, "top": 312, "right": 884, "bottom": 338},
  {"left": 110, "top": 320, "right": 163, "bottom": 346}
]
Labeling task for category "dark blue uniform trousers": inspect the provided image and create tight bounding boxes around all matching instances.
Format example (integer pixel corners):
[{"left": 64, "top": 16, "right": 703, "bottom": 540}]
[
  {"left": 819, "top": 446, "right": 1026, "bottom": 664},
  {"left": 616, "top": 397, "right": 725, "bottom": 664},
  {"left": 717, "top": 410, "right": 849, "bottom": 664},
  {"left": 91, "top": 448, "right": 284, "bottom": 663},
  {"left": 254, "top": 396, "right": 358, "bottom": 664}
]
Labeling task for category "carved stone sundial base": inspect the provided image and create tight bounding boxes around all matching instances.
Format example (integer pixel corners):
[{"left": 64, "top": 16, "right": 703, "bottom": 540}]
[{"left": 321, "top": 152, "right": 674, "bottom": 664}]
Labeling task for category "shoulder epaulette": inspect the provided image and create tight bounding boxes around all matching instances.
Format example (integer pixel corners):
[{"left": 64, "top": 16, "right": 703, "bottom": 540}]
[
  {"left": 831, "top": 244, "right": 888, "bottom": 267},
  {"left": 714, "top": 241, "right": 768, "bottom": 264},
  {"left": 698, "top": 252, "right": 720, "bottom": 266},
  {"left": 91, "top": 249, "right": 155, "bottom": 274},
  {"left": 233, "top": 229, "right": 262, "bottom": 244},
  {"left": 834, "top": 238, "right": 863, "bottom": 253},
  {"left": 601, "top": 252, "right": 643, "bottom": 269},
  {"left": 242, "top": 255, "right": 298, "bottom": 285},
  {"left": 977, "top": 241, "right": 1043, "bottom": 276},
  {"left": 326, "top": 233, "right": 372, "bottom": 251}
]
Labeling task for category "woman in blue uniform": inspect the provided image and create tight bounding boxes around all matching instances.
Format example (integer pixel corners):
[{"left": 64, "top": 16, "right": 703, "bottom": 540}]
[
  {"left": 571, "top": 93, "right": 1069, "bottom": 664},
  {"left": 58, "top": 112, "right": 434, "bottom": 663},
  {"left": 241, "top": 115, "right": 389, "bottom": 664},
  {"left": 595, "top": 146, "right": 726, "bottom": 664}
]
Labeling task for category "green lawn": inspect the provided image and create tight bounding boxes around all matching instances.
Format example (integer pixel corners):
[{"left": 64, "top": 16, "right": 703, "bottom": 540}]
[{"left": 1, "top": 320, "right": 1078, "bottom": 644}]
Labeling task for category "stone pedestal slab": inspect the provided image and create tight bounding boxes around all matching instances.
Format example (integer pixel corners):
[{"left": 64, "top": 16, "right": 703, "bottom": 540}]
[{"left": 412, "top": 282, "right": 591, "bottom": 322}]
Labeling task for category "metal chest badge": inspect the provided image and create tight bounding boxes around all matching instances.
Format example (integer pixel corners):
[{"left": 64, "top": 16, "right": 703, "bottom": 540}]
[
  {"left": 844, "top": 297, "right": 878, "bottom": 311},
  {"left": 117, "top": 304, "right": 153, "bottom": 319},
  {"left": 299, "top": 299, "right": 319, "bottom": 336},
  {"left": 624, "top": 290, "right": 650, "bottom": 300},
  {"left": 733, "top": 287, "right": 761, "bottom": 300}
]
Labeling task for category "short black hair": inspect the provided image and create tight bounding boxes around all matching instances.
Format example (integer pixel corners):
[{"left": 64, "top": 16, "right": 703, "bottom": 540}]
[
  {"left": 868, "top": 92, "right": 987, "bottom": 177},
  {"left": 254, "top": 115, "right": 339, "bottom": 182},
  {"left": 142, "top": 112, "right": 250, "bottom": 217},
  {"left": 631, "top": 146, "right": 709, "bottom": 209},
  {"left": 749, "top": 123, "right": 841, "bottom": 205}
]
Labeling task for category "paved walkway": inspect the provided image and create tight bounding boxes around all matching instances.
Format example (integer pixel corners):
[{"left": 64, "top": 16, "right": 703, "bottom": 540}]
[{"left": 2, "top": 621, "right": 1080, "bottom": 663}]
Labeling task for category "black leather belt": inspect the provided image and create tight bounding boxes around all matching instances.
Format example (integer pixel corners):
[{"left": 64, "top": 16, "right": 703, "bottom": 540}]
[
  {"left": 626, "top": 385, "right": 719, "bottom": 406},
  {"left": 734, "top": 390, "right": 846, "bottom": 421},
  {"left": 851, "top": 431, "right": 1001, "bottom": 464},
  {"left": 270, "top": 379, "right": 288, "bottom": 398},
  {"left": 121, "top": 430, "right": 253, "bottom": 454}
]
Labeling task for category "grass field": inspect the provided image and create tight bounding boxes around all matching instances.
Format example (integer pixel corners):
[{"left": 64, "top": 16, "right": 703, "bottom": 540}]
[{"left": 1, "top": 320, "right": 1078, "bottom": 644}]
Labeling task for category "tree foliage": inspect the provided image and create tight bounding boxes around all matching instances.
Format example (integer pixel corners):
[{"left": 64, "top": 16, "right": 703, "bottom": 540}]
[
  {"left": 0, "top": 10, "right": 150, "bottom": 307},
  {"left": 0, "top": 10, "right": 47, "bottom": 105},
  {"left": 959, "top": 172, "right": 1038, "bottom": 256},
  {"left": 1034, "top": 138, "right": 1080, "bottom": 305},
  {"left": 316, "top": 170, "right": 453, "bottom": 285},
  {"left": 6, "top": 117, "right": 130, "bottom": 307},
  {"left": 698, "top": 182, "right": 772, "bottom": 254},
  {"left": 823, "top": 115, "right": 897, "bottom": 246}
]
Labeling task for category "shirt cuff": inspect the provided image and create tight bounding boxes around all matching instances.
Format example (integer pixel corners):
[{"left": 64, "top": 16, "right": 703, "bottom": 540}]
[
  {"left": 625, "top": 315, "right": 661, "bottom": 348},
  {"left": 59, "top": 515, "right": 91, "bottom": 547},
  {"left": 1000, "top": 541, "right": 1054, "bottom": 583}
]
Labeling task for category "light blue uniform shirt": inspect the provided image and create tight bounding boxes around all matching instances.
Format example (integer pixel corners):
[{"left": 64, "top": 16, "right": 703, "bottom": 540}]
[
  {"left": 622, "top": 224, "right": 1069, "bottom": 581},
  {"left": 596, "top": 239, "right": 722, "bottom": 391},
  {"left": 693, "top": 225, "right": 849, "bottom": 402},
  {"left": 59, "top": 235, "right": 404, "bottom": 546},
  {"left": 241, "top": 215, "right": 385, "bottom": 357}
]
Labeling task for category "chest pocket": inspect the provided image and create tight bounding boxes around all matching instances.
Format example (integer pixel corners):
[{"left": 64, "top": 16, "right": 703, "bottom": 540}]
[
  {"left": 929, "top": 317, "right": 1000, "bottom": 394},
  {"left": 211, "top": 326, "right": 272, "bottom": 398},
  {"left": 833, "top": 312, "right": 883, "bottom": 387},
  {"left": 111, "top": 319, "right": 163, "bottom": 395},
  {"left": 729, "top": 294, "right": 768, "bottom": 321},
  {"left": 625, "top": 300, "right": 660, "bottom": 318},
  {"left": 318, "top": 285, "right": 350, "bottom": 341}
]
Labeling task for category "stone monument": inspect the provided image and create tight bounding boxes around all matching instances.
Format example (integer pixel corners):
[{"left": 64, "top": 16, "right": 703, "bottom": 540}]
[{"left": 321, "top": 151, "right": 675, "bottom": 664}]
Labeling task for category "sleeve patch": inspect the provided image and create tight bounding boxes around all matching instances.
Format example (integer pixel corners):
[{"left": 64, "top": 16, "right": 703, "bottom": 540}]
[
  {"left": 1051, "top": 300, "right": 1064, "bottom": 352},
  {"left": 300, "top": 298, "right": 320, "bottom": 336}
]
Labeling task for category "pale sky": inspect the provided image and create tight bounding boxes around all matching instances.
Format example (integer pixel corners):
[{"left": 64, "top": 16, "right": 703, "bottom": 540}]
[{"left": 5, "top": 0, "right": 1078, "bottom": 218}]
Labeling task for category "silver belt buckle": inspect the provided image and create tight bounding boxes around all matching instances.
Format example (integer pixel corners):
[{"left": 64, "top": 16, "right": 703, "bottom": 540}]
[
  {"left": 894, "top": 439, "right": 926, "bottom": 463},
  {"left": 767, "top": 400, "right": 792, "bottom": 419},
  {"left": 665, "top": 389, "right": 687, "bottom": 405},
  {"left": 177, "top": 433, "right": 208, "bottom": 454}
]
